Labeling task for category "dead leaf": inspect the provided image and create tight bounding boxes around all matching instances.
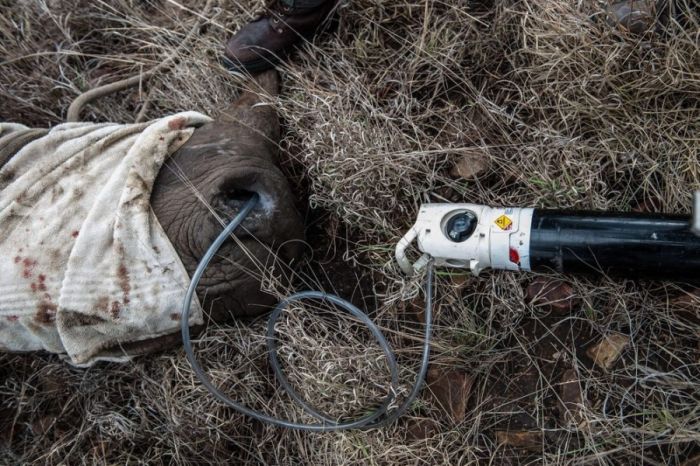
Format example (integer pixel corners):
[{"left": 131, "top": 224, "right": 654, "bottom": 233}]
[
  {"left": 671, "top": 289, "right": 700, "bottom": 326},
  {"left": 495, "top": 430, "right": 544, "bottom": 451},
  {"left": 450, "top": 151, "right": 491, "bottom": 180},
  {"left": 427, "top": 367, "right": 474, "bottom": 424},
  {"left": 680, "top": 453, "right": 700, "bottom": 466},
  {"left": 631, "top": 196, "right": 662, "bottom": 213},
  {"left": 586, "top": 333, "right": 630, "bottom": 370},
  {"left": 558, "top": 369, "right": 583, "bottom": 425},
  {"left": 525, "top": 277, "right": 580, "bottom": 314},
  {"left": 0, "top": 408, "right": 16, "bottom": 446},
  {"left": 30, "top": 415, "right": 55, "bottom": 435},
  {"left": 450, "top": 273, "right": 470, "bottom": 289},
  {"left": 405, "top": 418, "right": 438, "bottom": 441},
  {"left": 400, "top": 295, "right": 426, "bottom": 323},
  {"left": 435, "top": 186, "right": 461, "bottom": 202},
  {"left": 38, "top": 370, "right": 64, "bottom": 394}
]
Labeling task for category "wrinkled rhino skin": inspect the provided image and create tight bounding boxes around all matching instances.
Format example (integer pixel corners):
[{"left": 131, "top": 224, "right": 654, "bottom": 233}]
[{"left": 150, "top": 70, "right": 305, "bottom": 322}]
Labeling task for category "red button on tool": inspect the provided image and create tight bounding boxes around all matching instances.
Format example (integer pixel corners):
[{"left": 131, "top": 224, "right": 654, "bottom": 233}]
[{"left": 509, "top": 247, "right": 520, "bottom": 265}]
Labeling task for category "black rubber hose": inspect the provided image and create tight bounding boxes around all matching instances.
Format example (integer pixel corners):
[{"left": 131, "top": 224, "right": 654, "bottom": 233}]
[{"left": 181, "top": 193, "right": 433, "bottom": 431}]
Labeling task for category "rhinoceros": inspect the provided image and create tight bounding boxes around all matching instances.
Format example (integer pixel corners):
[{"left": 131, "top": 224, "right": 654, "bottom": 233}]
[{"left": 0, "top": 70, "right": 304, "bottom": 365}]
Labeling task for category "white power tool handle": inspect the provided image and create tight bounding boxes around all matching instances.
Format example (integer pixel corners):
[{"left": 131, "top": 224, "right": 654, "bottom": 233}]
[{"left": 395, "top": 204, "right": 533, "bottom": 276}]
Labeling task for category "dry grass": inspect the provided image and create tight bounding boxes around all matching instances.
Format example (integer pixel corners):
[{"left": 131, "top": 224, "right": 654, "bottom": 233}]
[{"left": 1, "top": 0, "right": 699, "bottom": 464}]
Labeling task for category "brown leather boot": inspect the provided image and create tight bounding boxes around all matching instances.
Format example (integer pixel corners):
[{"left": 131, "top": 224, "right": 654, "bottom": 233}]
[
  {"left": 606, "top": 0, "right": 657, "bottom": 34},
  {"left": 223, "top": 0, "right": 339, "bottom": 73}
]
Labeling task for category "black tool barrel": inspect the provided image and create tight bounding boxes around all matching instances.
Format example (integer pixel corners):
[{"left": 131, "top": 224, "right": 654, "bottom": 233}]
[{"left": 529, "top": 210, "right": 700, "bottom": 281}]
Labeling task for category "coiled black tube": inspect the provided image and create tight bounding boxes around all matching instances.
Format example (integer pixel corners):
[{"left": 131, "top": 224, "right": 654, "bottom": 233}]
[{"left": 181, "top": 193, "right": 433, "bottom": 431}]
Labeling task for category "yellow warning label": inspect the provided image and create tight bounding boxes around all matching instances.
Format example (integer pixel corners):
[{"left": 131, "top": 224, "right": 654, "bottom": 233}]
[{"left": 494, "top": 214, "right": 513, "bottom": 231}]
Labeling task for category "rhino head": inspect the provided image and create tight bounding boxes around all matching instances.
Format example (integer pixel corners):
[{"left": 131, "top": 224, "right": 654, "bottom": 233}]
[{"left": 150, "top": 70, "right": 305, "bottom": 322}]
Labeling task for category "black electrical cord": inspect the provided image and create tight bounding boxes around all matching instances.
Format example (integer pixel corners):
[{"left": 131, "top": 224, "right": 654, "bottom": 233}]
[{"left": 181, "top": 193, "right": 434, "bottom": 431}]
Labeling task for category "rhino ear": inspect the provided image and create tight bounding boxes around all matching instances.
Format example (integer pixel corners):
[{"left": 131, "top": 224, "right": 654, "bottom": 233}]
[{"left": 218, "top": 70, "right": 280, "bottom": 142}]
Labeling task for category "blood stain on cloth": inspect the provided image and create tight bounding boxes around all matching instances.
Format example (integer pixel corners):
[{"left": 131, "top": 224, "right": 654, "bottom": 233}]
[
  {"left": 167, "top": 116, "right": 186, "bottom": 131},
  {"left": 35, "top": 301, "right": 57, "bottom": 324},
  {"left": 117, "top": 263, "right": 131, "bottom": 305},
  {"left": 95, "top": 296, "right": 110, "bottom": 314},
  {"left": 21, "top": 257, "right": 38, "bottom": 278},
  {"left": 30, "top": 274, "right": 48, "bottom": 293},
  {"left": 110, "top": 301, "right": 121, "bottom": 319}
]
